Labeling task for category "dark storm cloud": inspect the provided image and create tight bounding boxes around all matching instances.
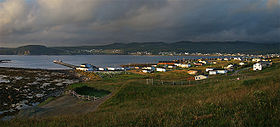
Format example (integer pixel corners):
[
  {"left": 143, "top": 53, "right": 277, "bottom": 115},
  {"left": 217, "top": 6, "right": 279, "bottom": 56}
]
[{"left": 0, "top": 0, "right": 279, "bottom": 47}]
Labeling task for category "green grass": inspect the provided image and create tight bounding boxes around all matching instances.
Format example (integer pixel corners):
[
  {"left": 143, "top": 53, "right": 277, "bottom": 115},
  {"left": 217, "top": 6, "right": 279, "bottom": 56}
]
[{"left": 2, "top": 63, "right": 280, "bottom": 126}]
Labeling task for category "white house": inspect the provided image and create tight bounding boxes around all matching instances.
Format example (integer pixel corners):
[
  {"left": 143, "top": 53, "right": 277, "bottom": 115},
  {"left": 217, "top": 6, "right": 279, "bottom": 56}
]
[
  {"left": 142, "top": 67, "right": 151, "bottom": 70},
  {"left": 252, "top": 58, "right": 261, "bottom": 62},
  {"left": 239, "top": 62, "right": 245, "bottom": 66},
  {"left": 76, "top": 67, "right": 93, "bottom": 71},
  {"left": 226, "top": 64, "right": 234, "bottom": 69},
  {"left": 107, "top": 67, "right": 116, "bottom": 71},
  {"left": 223, "top": 58, "right": 229, "bottom": 61},
  {"left": 206, "top": 68, "right": 214, "bottom": 72},
  {"left": 168, "top": 66, "right": 175, "bottom": 69},
  {"left": 253, "top": 63, "right": 262, "bottom": 70},
  {"left": 98, "top": 68, "right": 105, "bottom": 71},
  {"left": 217, "top": 70, "right": 228, "bottom": 74},
  {"left": 253, "top": 62, "right": 272, "bottom": 71},
  {"left": 142, "top": 70, "right": 152, "bottom": 73},
  {"left": 209, "top": 70, "right": 217, "bottom": 75},
  {"left": 195, "top": 75, "right": 208, "bottom": 80},
  {"left": 234, "top": 57, "right": 242, "bottom": 61},
  {"left": 156, "top": 68, "right": 166, "bottom": 72},
  {"left": 175, "top": 63, "right": 191, "bottom": 68}
]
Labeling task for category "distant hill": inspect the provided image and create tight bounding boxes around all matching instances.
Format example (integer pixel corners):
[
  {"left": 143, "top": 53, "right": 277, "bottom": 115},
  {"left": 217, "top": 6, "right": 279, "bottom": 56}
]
[
  {"left": 0, "top": 41, "right": 279, "bottom": 55},
  {"left": 0, "top": 45, "right": 68, "bottom": 55}
]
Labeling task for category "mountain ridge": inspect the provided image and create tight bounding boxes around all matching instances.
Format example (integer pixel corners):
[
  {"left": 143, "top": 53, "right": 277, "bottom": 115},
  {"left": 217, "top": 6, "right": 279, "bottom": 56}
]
[{"left": 0, "top": 41, "right": 279, "bottom": 55}]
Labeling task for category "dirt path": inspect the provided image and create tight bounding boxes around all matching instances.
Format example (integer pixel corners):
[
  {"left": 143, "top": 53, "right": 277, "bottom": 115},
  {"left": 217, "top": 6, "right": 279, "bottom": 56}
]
[{"left": 16, "top": 93, "right": 113, "bottom": 119}]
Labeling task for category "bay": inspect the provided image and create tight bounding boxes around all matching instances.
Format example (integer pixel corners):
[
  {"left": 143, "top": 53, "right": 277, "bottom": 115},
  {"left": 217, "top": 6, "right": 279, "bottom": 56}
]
[{"left": 0, "top": 55, "right": 220, "bottom": 69}]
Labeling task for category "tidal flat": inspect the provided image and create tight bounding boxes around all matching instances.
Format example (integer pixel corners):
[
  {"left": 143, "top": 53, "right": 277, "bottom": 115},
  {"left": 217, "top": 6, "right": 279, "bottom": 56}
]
[{"left": 0, "top": 67, "right": 80, "bottom": 120}]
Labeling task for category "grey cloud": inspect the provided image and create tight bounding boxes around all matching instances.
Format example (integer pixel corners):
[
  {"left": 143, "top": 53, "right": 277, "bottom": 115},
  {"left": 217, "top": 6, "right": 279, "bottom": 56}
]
[{"left": 0, "top": 0, "right": 279, "bottom": 47}]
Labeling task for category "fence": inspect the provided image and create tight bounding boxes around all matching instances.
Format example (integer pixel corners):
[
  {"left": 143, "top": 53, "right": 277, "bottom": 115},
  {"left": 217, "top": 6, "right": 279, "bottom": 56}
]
[
  {"left": 145, "top": 79, "right": 207, "bottom": 86},
  {"left": 65, "top": 90, "right": 100, "bottom": 101}
]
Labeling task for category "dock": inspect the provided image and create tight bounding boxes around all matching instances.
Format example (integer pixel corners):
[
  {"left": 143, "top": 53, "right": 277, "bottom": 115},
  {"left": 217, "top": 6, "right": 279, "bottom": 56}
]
[{"left": 53, "top": 60, "right": 77, "bottom": 69}]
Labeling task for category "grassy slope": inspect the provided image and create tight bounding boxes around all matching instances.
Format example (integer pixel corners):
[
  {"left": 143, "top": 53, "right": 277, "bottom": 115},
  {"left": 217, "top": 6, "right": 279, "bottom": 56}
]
[{"left": 2, "top": 64, "right": 280, "bottom": 126}]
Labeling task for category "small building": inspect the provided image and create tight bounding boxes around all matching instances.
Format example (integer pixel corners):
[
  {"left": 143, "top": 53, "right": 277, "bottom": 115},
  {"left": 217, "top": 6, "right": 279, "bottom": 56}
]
[
  {"left": 206, "top": 68, "right": 214, "bottom": 72},
  {"left": 199, "top": 60, "right": 208, "bottom": 64},
  {"left": 187, "top": 70, "right": 198, "bottom": 75},
  {"left": 76, "top": 67, "right": 93, "bottom": 71},
  {"left": 217, "top": 70, "right": 228, "bottom": 74},
  {"left": 209, "top": 70, "right": 217, "bottom": 75},
  {"left": 142, "top": 70, "right": 152, "bottom": 73},
  {"left": 252, "top": 58, "right": 261, "bottom": 62},
  {"left": 239, "top": 62, "right": 245, "bottom": 66},
  {"left": 168, "top": 66, "right": 176, "bottom": 69},
  {"left": 157, "top": 61, "right": 176, "bottom": 66},
  {"left": 234, "top": 57, "right": 242, "bottom": 61},
  {"left": 195, "top": 75, "right": 208, "bottom": 80},
  {"left": 226, "top": 64, "right": 234, "bottom": 69},
  {"left": 177, "top": 63, "right": 191, "bottom": 68},
  {"left": 80, "top": 63, "right": 94, "bottom": 68},
  {"left": 98, "top": 68, "right": 105, "bottom": 71},
  {"left": 107, "top": 67, "right": 116, "bottom": 71},
  {"left": 194, "top": 63, "right": 203, "bottom": 66},
  {"left": 156, "top": 68, "right": 166, "bottom": 72},
  {"left": 253, "top": 62, "right": 272, "bottom": 71}
]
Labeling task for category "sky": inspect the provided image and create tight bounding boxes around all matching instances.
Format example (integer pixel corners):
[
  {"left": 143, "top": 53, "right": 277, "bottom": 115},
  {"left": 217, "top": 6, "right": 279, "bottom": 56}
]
[{"left": 0, "top": 0, "right": 279, "bottom": 47}]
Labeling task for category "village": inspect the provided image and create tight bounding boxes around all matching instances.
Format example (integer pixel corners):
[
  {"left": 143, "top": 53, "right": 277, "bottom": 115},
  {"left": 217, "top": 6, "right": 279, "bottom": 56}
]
[{"left": 69, "top": 56, "right": 276, "bottom": 82}]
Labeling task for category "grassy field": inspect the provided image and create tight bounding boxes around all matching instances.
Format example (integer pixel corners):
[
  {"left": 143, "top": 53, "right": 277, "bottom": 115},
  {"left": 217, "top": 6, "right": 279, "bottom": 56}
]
[{"left": 1, "top": 63, "right": 280, "bottom": 126}]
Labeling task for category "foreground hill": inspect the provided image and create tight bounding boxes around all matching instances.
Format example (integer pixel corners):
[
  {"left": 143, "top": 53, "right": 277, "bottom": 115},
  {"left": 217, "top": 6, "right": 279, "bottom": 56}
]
[
  {"left": 0, "top": 41, "right": 279, "bottom": 55},
  {"left": 2, "top": 60, "right": 280, "bottom": 126}
]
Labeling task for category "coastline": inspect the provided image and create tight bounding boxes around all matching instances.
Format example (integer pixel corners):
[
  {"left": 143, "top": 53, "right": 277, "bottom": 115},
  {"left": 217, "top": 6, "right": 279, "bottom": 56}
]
[{"left": 0, "top": 67, "right": 80, "bottom": 120}]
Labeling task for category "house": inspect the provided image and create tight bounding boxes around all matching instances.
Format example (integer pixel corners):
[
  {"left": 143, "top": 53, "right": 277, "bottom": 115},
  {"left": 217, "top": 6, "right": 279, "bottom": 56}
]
[
  {"left": 252, "top": 58, "right": 261, "bottom": 62},
  {"left": 187, "top": 70, "right": 198, "bottom": 75},
  {"left": 199, "top": 60, "right": 208, "bottom": 64},
  {"left": 76, "top": 67, "right": 93, "bottom": 71},
  {"left": 253, "top": 62, "right": 272, "bottom": 71},
  {"left": 107, "top": 67, "right": 116, "bottom": 71},
  {"left": 225, "top": 64, "right": 234, "bottom": 69},
  {"left": 206, "top": 68, "right": 214, "bottom": 72},
  {"left": 156, "top": 68, "right": 166, "bottom": 72},
  {"left": 98, "top": 68, "right": 105, "bottom": 71},
  {"left": 142, "top": 70, "right": 152, "bottom": 73},
  {"left": 76, "top": 63, "right": 95, "bottom": 71},
  {"left": 195, "top": 75, "right": 208, "bottom": 80},
  {"left": 239, "top": 62, "right": 245, "bottom": 66},
  {"left": 209, "top": 70, "right": 217, "bottom": 75},
  {"left": 194, "top": 63, "right": 203, "bottom": 66},
  {"left": 234, "top": 57, "right": 242, "bottom": 61},
  {"left": 168, "top": 66, "right": 176, "bottom": 69},
  {"left": 80, "top": 63, "right": 94, "bottom": 68},
  {"left": 176, "top": 63, "right": 191, "bottom": 68},
  {"left": 157, "top": 61, "right": 175, "bottom": 66},
  {"left": 216, "top": 70, "right": 228, "bottom": 74}
]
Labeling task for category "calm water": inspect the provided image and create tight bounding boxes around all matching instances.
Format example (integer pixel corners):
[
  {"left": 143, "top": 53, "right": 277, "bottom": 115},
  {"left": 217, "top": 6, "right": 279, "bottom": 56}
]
[{"left": 0, "top": 55, "right": 219, "bottom": 69}]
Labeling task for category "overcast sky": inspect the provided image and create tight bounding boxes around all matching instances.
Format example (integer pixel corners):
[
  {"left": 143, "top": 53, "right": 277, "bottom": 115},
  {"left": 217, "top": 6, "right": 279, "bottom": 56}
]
[{"left": 0, "top": 0, "right": 279, "bottom": 47}]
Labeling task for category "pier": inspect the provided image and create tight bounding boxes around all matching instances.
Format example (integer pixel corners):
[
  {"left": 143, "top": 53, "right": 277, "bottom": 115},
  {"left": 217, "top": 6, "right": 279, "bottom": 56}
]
[{"left": 53, "top": 60, "right": 77, "bottom": 69}]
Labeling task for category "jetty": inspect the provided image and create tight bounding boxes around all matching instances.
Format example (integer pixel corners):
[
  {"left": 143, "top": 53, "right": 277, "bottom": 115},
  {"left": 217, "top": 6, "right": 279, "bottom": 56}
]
[{"left": 53, "top": 60, "right": 77, "bottom": 69}]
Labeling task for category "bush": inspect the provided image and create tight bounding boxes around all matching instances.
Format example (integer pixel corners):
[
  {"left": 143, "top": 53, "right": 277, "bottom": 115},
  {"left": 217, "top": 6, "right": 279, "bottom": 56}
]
[{"left": 74, "top": 86, "right": 111, "bottom": 97}]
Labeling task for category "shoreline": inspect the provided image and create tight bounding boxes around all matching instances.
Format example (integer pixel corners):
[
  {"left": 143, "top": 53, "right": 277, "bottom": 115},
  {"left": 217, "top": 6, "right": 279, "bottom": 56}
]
[{"left": 0, "top": 67, "right": 80, "bottom": 120}]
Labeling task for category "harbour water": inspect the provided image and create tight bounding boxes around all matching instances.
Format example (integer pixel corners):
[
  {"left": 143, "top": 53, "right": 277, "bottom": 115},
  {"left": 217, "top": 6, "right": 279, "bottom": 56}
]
[{"left": 0, "top": 55, "right": 220, "bottom": 69}]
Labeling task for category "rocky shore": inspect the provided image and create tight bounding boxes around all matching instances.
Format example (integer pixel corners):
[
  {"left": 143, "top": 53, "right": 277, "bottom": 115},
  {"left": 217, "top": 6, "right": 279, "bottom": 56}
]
[{"left": 0, "top": 67, "right": 80, "bottom": 120}]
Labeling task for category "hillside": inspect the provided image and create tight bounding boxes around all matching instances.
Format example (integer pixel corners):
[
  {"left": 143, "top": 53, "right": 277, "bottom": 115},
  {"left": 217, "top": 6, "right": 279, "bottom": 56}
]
[
  {"left": 0, "top": 41, "right": 279, "bottom": 55},
  {"left": 2, "top": 60, "right": 280, "bottom": 126}
]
